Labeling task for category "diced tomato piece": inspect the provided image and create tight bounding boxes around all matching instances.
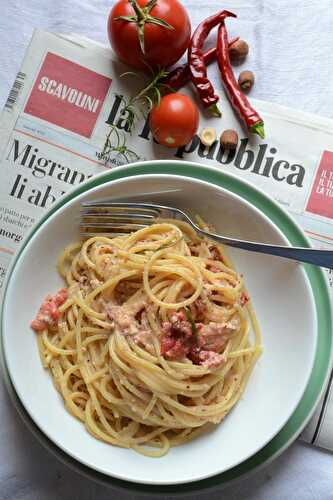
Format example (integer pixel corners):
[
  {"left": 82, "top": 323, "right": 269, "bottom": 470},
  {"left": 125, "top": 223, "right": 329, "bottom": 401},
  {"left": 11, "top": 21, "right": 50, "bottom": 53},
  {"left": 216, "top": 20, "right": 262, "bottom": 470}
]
[
  {"left": 160, "top": 311, "right": 193, "bottom": 360},
  {"left": 54, "top": 288, "right": 68, "bottom": 307},
  {"left": 188, "top": 345, "right": 202, "bottom": 365},
  {"left": 198, "top": 350, "right": 225, "bottom": 369},
  {"left": 31, "top": 288, "right": 68, "bottom": 332},
  {"left": 160, "top": 335, "right": 176, "bottom": 356},
  {"left": 240, "top": 291, "right": 249, "bottom": 306},
  {"left": 209, "top": 246, "right": 224, "bottom": 262}
]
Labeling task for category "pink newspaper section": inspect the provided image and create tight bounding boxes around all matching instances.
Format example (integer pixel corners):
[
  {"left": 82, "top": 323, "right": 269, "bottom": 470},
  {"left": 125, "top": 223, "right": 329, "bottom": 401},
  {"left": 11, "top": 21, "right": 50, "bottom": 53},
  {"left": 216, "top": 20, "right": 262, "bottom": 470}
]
[
  {"left": 24, "top": 52, "right": 112, "bottom": 138},
  {"left": 306, "top": 151, "right": 333, "bottom": 219}
]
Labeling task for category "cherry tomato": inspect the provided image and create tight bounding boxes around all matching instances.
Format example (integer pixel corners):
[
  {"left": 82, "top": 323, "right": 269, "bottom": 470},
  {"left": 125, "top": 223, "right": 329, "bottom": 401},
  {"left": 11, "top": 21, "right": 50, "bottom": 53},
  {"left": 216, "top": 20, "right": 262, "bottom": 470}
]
[
  {"left": 149, "top": 93, "right": 199, "bottom": 148},
  {"left": 108, "top": 0, "right": 191, "bottom": 70}
]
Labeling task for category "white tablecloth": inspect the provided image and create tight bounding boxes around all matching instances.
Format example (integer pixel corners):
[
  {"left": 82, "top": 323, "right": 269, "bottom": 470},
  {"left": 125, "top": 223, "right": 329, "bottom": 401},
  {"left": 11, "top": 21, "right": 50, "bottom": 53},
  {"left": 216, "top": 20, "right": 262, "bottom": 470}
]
[{"left": 1, "top": 1, "right": 333, "bottom": 498}]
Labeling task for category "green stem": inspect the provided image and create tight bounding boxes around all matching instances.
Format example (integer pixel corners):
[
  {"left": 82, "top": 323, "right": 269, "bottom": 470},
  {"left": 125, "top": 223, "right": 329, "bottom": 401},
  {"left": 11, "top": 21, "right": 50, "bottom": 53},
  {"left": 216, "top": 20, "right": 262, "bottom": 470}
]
[
  {"left": 251, "top": 122, "right": 265, "bottom": 139},
  {"left": 145, "top": 0, "right": 158, "bottom": 13},
  {"left": 208, "top": 103, "right": 222, "bottom": 118},
  {"left": 128, "top": 0, "right": 144, "bottom": 20}
]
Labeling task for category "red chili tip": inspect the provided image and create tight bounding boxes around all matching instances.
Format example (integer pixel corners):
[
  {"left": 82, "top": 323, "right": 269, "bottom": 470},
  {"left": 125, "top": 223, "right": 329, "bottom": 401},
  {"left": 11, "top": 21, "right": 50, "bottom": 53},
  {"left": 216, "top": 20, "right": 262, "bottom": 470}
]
[{"left": 223, "top": 10, "right": 237, "bottom": 19}]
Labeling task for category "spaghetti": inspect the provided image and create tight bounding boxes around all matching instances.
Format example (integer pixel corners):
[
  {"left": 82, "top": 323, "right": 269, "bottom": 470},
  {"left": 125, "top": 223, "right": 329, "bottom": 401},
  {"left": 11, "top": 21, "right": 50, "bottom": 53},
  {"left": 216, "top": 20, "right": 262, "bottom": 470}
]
[{"left": 31, "top": 220, "right": 262, "bottom": 457}]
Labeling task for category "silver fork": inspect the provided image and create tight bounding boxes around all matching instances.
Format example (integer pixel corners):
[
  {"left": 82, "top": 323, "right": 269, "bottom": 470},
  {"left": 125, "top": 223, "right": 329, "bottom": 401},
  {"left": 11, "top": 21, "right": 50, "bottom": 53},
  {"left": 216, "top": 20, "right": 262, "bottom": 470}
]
[{"left": 80, "top": 201, "right": 333, "bottom": 269}]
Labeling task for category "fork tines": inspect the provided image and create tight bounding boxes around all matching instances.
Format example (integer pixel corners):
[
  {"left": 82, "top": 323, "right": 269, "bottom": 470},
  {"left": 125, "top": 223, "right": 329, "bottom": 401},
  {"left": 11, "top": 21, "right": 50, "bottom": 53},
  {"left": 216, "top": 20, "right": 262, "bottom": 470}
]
[{"left": 80, "top": 202, "right": 162, "bottom": 237}]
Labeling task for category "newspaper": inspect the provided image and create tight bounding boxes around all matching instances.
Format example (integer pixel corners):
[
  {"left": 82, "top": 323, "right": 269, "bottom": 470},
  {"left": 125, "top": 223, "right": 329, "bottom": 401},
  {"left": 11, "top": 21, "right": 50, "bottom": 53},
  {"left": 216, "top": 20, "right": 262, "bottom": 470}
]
[{"left": 1, "top": 29, "right": 332, "bottom": 449}]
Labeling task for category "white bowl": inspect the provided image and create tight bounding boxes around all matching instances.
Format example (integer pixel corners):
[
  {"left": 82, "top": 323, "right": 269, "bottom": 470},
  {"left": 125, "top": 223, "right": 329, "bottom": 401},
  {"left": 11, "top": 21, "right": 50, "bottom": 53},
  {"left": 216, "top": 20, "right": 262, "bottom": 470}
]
[{"left": 2, "top": 172, "right": 317, "bottom": 485}]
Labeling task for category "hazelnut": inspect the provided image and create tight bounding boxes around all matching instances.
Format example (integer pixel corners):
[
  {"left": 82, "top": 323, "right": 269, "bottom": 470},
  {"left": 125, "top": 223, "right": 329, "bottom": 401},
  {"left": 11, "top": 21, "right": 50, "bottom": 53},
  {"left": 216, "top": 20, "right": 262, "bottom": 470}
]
[
  {"left": 229, "top": 39, "right": 249, "bottom": 63},
  {"left": 238, "top": 70, "right": 255, "bottom": 91},
  {"left": 220, "top": 129, "right": 238, "bottom": 150},
  {"left": 200, "top": 127, "right": 217, "bottom": 147}
]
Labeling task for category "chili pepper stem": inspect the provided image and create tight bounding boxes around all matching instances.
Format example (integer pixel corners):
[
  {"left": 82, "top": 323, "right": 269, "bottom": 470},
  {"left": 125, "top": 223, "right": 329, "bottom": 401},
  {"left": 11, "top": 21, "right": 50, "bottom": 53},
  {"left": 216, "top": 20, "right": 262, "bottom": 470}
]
[
  {"left": 251, "top": 122, "right": 265, "bottom": 139},
  {"left": 208, "top": 103, "right": 222, "bottom": 117}
]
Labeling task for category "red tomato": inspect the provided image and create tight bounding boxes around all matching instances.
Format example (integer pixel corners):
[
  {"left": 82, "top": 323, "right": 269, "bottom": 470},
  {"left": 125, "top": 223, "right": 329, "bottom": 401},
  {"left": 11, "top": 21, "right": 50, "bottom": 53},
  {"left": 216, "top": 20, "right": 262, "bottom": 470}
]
[
  {"left": 108, "top": 0, "right": 191, "bottom": 70},
  {"left": 149, "top": 93, "right": 199, "bottom": 148}
]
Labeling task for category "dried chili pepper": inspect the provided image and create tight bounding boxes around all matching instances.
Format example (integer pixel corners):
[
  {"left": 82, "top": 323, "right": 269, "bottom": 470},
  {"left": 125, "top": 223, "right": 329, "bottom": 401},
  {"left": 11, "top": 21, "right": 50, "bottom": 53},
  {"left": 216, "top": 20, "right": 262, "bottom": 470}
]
[
  {"left": 188, "top": 10, "right": 236, "bottom": 117},
  {"left": 216, "top": 22, "right": 265, "bottom": 138},
  {"left": 161, "top": 37, "right": 239, "bottom": 92}
]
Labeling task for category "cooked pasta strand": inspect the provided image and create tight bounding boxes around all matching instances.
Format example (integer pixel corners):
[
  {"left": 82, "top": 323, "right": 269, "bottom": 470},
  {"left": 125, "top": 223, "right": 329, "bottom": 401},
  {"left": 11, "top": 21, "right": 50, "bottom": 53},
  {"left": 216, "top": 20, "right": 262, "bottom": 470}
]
[{"left": 31, "top": 221, "right": 262, "bottom": 457}]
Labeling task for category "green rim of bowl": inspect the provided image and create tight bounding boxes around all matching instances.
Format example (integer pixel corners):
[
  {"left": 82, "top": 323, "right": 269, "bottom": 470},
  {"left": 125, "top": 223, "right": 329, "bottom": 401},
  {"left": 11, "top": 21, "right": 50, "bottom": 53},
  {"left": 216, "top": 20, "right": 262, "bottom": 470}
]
[{"left": 1, "top": 161, "right": 332, "bottom": 495}]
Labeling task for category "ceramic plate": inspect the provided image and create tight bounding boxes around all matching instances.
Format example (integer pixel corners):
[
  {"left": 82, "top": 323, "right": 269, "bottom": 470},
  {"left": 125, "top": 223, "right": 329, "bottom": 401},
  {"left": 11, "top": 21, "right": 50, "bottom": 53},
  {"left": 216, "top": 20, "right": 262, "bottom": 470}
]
[{"left": 1, "top": 161, "right": 332, "bottom": 489}]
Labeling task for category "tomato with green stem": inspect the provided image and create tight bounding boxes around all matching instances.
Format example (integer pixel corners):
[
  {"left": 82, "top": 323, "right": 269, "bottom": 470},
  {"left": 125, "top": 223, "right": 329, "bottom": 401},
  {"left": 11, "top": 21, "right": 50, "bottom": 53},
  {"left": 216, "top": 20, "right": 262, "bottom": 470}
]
[
  {"left": 108, "top": 0, "right": 191, "bottom": 70},
  {"left": 149, "top": 93, "right": 199, "bottom": 148}
]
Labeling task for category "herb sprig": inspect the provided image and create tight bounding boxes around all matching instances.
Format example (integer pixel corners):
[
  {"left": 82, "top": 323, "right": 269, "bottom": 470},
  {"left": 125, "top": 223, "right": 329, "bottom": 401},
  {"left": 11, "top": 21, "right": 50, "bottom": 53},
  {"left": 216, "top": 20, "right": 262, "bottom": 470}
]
[
  {"left": 101, "top": 65, "right": 171, "bottom": 165},
  {"left": 119, "top": 65, "right": 171, "bottom": 133},
  {"left": 99, "top": 126, "right": 140, "bottom": 166}
]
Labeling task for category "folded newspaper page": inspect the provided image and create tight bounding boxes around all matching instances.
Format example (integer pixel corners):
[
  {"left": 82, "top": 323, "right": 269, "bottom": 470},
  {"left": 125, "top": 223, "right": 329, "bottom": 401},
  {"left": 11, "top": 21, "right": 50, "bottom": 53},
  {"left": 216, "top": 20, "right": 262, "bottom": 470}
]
[{"left": 0, "top": 29, "right": 332, "bottom": 449}]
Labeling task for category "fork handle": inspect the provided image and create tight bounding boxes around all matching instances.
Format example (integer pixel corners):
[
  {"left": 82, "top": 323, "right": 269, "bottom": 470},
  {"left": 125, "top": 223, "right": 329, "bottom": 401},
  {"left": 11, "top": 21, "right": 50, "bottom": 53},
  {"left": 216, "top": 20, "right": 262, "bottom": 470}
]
[{"left": 198, "top": 229, "right": 333, "bottom": 269}]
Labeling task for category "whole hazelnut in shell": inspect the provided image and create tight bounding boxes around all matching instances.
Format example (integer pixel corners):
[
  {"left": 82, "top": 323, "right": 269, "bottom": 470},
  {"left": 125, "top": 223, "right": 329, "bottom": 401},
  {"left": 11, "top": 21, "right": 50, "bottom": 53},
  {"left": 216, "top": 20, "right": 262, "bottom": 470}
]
[
  {"left": 220, "top": 129, "right": 239, "bottom": 150},
  {"left": 229, "top": 39, "right": 249, "bottom": 63}
]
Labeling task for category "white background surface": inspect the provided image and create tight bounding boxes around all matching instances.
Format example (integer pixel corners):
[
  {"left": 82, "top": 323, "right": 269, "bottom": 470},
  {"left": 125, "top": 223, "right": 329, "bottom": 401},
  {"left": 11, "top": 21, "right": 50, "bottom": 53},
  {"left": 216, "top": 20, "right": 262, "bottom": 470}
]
[{"left": 0, "top": 0, "right": 333, "bottom": 498}]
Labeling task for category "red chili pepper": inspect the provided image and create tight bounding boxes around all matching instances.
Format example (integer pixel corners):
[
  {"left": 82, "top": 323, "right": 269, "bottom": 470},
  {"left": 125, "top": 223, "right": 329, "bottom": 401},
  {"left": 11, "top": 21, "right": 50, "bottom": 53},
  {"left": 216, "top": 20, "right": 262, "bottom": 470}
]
[
  {"left": 217, "top": 22, "right": 265, "bottom": 138},
  {"left": 188, "top": 10, "right": 236, "bottom": 117},
  {"left": 161, "top": 37, "right": 239, "bottom": 92}
]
